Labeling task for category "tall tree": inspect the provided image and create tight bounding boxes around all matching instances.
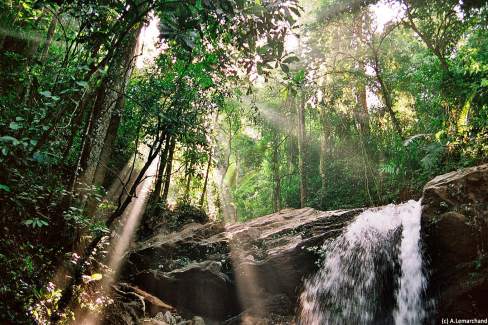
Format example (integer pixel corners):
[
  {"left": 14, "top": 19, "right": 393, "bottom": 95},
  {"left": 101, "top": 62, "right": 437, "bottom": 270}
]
[
  {"left": 76, "top": 18, "right": 144, "bottom": 194},
  {"left": 199, "top": 147, "right": 213, "bottom": 208},
  {"left": 271, "top": 132, "right": 282, "bottom": 212},
  {"left": 154, "top": 135, "right": 171, "bottom": 198},
  {"left": 161, "top": 136, "right": 176, "bottom": 204},
  {"left": 297, "top": 90, "right": 307, "bottom": 208}
]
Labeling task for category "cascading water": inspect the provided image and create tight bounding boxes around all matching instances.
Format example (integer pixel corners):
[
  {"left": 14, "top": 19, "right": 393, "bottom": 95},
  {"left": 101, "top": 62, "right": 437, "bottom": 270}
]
[{"left": 299, "top": 200, "right": 427, "bottom": 325}]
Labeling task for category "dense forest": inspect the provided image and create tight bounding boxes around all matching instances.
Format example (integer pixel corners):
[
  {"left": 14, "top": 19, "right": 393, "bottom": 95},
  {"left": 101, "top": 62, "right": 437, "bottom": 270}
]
[{"left": 0, "top": 0, "right": 487, "bottom": 323}]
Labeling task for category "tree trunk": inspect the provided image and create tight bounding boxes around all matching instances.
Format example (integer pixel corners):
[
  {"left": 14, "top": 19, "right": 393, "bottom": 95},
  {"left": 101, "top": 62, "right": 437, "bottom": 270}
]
[
  {"left": 271, "top": 133, "right": 281, "bottom": 212},
  {"left": 183, "top": 159, "right": 193, "bottom": 202},
  {"left": 154, "top": 135, "right": 171, "bottom": 198},
  {"left": 70, "top": 92, "right": 100, "bottom": 194},
  {"left": 221, "top": 124, "right": 233, "bottom": 189},
  {"left": 319, "top": 108, "right": 330, "bottom": 209},
  {"left": 355, "top": 79, "right": 370, "bottom": 135},
  {"left": 199, "top": 149, "right": 212, "bottom": 207},
  {"left": 51, "top": 133, "right": 165, "bottom": 323},
  {"left": 297, "top": 90, "right": 307, "bottom": 208},
  {"left": 61, "top": 108, "right": 84, "bottom": 166},
  {"left": 92, "top": 98, "right": 123, "bottom": 188},
  {"left": 405, "top": 8, "right": 450, "bottom": 74},
  {"left": 199, "top": 110, "right": 218, "bottom": 208},
  {"left": 39, "top": 12, "right": 57, "bottom": 62},
  {"left": 353, "top": 11, "right": 370, "bottom": 138},
  {"left": 76, "top": 19, "right": 143, "bottom": 192},
  {"left": 373, "top": 54, "right": 403, "bottom": 138},
  {"left": 286, "top": 95, "right": 298, "bottom": 195},
  {"left": 161, "top": 137, "right": 176, "bottom": 204},
  {"left": 234, "top": 154, "right": 240, "bottom": 187}
]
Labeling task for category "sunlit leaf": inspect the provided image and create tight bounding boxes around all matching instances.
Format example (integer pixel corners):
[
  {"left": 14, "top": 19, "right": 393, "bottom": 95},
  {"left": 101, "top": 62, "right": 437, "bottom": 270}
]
[
  {"left": 39, "top": 90, "right": 52, "bottom": 97},
  {"left": 9, "top": 122, "right": 22, "bottom": 130},
  {"left": 90, "top": 273, "right": 103, "bottom": 281}
]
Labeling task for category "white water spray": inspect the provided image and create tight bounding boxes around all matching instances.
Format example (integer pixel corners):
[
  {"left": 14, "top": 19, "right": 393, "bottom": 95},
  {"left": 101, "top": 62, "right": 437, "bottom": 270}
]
[
  {"left": 299, "top": 200, "right": 426, "bottom": 325},
  {"left": 394, "top": 201, "right": 427, "bottom": 325}
]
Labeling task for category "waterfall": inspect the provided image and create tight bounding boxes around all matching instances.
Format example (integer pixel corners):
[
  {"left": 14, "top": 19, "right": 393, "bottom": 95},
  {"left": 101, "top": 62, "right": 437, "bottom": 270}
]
[{"left": 299, "top": 200, "right": 427, "bottom": 325}]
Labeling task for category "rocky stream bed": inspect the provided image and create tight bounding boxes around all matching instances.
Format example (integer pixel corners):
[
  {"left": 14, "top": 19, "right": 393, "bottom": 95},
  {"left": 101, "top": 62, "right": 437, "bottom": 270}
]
[{"left": 106, "top": 164, "right": 488, "bottom": 324}]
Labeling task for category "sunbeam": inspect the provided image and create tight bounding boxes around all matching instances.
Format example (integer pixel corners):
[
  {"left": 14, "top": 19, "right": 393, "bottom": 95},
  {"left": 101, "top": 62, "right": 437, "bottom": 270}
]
[{"left": 78, "top": 147, "right": 158, "bottom": 324}]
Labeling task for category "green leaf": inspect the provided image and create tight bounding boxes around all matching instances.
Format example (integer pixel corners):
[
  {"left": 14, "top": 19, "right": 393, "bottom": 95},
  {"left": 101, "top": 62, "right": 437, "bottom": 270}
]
[
  {"left": 0, "top": 184, "right": 11, "bottom": 192},
  {"left": 0, "top": 136, "right": 20, "bottom": 145},
  {"left": 39, "top": 90, "right": 52, "bottom": 97},
  {"left": 75, "top": 80, "right": 88, "bottom": 88},
  {"left": 23, "top": 218, "right": 49, "bottom": 228},
  {"left": 9, "top": 121, "right": 22, "bottom": 130}
]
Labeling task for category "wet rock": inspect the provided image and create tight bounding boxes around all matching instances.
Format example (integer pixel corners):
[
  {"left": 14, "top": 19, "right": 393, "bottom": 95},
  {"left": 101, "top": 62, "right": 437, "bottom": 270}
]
[
  {"left": 132, "top": 261, "right": 239, "bottom": 321},
  {"left": 421, "top": 163, "right": 488, "bottom": 320},
  {"left": 122, "top": 207, "right": 361, "bottom": 322},
  {"left": 138, "top": 204, "right": 209, "bottom": 240}
]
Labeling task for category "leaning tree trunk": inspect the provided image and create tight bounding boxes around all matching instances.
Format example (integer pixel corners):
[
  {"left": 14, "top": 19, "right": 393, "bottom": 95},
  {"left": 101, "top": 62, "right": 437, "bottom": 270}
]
[
  {"left": 51, "top": 132, "right": 165, "bottom": 323},
  {"left": 404, "top": 7, "right": 450, "bottom": 75},
  {"left": 161, "top": 137, "right": 176, "bottom": 204},
  {"left": 76, "top": 19, "right": 143, "bottom": 195},
  {"left": 153, "top": 134, "right": 171, "bottom": 198},
  {"left": 92, "top": 21, "right": 146, "bottom": 184}
]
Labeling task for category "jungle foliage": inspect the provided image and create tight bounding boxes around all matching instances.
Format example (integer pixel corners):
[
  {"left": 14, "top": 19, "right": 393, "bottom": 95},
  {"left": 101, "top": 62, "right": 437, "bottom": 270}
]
[
  {"left": 219, "top": 0, "right": 488, "bottom": 220},
  {"left": 0, "top": 0, "right": 487, "bottom": 322}
]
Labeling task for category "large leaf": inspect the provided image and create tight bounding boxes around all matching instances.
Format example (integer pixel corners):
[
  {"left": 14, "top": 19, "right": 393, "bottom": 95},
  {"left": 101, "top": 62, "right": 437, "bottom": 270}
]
[{"left": 0, "top": 136, "right": 20, "bottom": 145}]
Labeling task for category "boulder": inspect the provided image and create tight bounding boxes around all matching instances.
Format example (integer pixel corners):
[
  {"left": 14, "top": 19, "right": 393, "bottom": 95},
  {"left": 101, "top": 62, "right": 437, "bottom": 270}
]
[
  {"left": 121, "top": 207, "right": 361, "bottom": 322},
  {"left": 132, "top": 261, "right": 239, "bottom": 320},
  {"left": 421, "top": 164, "right": 488, "bottom": 320}
]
